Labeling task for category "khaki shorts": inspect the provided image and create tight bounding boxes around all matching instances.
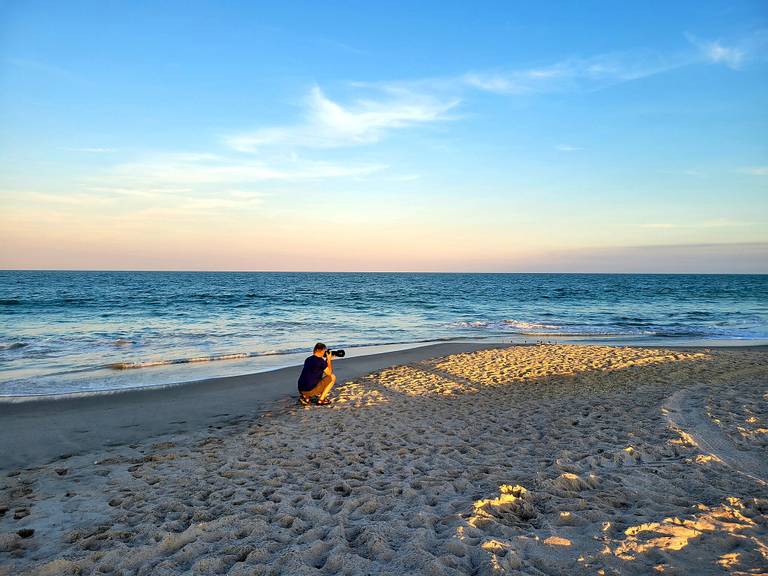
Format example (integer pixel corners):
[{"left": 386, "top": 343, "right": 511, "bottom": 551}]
[{"left": 301, "top": 373, "right": 334, "bottom": 397}]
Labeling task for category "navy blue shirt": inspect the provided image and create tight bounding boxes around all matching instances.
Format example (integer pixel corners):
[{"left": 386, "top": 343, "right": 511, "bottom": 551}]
[{"left": 297, "top": 355, "right": 327, "bottom": 392}]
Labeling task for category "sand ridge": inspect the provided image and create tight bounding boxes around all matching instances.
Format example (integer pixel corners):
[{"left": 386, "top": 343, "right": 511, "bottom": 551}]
[{"left": 1, "top": 344, "right": 767, "bottom": 575}]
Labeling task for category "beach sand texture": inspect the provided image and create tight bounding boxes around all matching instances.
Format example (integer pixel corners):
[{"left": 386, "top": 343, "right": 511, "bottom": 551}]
[{"left": 1, "top": 344, "right": 767, "bottom": 575}]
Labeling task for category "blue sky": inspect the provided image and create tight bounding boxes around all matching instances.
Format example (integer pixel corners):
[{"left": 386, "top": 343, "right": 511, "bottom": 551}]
[{"left": 1, "top": 1, "right": 766, "bottom": 271}]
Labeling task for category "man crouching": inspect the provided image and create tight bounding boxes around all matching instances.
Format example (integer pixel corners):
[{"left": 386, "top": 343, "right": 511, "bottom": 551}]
[{"left": 297, "top": 342, "right": 336, "bottom": 406}]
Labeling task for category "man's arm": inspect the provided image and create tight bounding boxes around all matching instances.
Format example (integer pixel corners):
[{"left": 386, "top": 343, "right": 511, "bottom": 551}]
[{"left": 325, "top": 353, "right": 333, "bottom": 375}]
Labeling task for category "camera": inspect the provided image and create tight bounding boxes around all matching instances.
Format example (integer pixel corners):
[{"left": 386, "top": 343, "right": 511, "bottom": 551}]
[{"left": 326, "top": 349, "right": 346, "bottom": 358}]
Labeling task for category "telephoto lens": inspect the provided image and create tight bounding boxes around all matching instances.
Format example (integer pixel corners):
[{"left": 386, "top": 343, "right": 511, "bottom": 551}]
[{"left": 328, "top": 349, "right": 346, "bottom": 358}]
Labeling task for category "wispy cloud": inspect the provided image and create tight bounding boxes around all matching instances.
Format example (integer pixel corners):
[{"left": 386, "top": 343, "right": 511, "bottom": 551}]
[
  {"left": 68, "top": 147, "right": 117, "bottom": 153},
  {"left": 104, "top": 152, "right": 386, "bottom": 186},
  {"left": 24, "top": 191, "right": 115, "bottom": 206},
  {"left": 226, "top": 86, "right": 459, "bottom": 152},
  {"left": 686, "top": 34, "right": 746, "bottom": 69},
  {"left": 640, "top": 219, "right": 753, "bottom": 229},
  {"left": 4, "top": 57, "right": 79, "bottom": 81},
  {"left": 462, "top": 31, "right": 764, "bottom": 97},
  {"left": 391, "top": 174, "right": 422, "bottom": 182},
  {"left": 740, "top": 166, "right": 768, "bottom": 176},
  {"left": 555, "top": 144, "right": 582, "bottom": 152},
  {"left": 8, "top": 187, "right": 268, "bottom": 220},
  {"left": 462, "top": 49, "right": 687, "bottom": 95}
]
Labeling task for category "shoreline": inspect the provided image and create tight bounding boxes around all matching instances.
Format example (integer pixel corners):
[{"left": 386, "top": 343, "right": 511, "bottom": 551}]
[
  {"left": 4, "top": 335, "right": 767, "bottom": 401},
  {"left": 0, "top": 342, "right": 508, "bottom": 472}
]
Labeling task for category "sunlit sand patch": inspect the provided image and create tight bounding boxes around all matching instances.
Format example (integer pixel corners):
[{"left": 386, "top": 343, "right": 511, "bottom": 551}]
[
  {"left": 694, "top": 453, "right": 723, "bottom": 464},
  {"left": 739, "top": 426, "right": 768, "bottom": 439},
  {"left": 446, "top": 485, "right": 540, "bottom": 573},
  {"left": 331, "top": 380, "right": 390, "bottom": 408},
  {"left": 544, "top": 535, "right": 572, "bottom": 546},
  {"left": 468, "top": 484, "right": 538, "bottom": 530},
  {"left": 547, "top": 472, "right": 599, "bottom": 496},
  {"left": 670, "top": 429, "right": 698, "bottom": 447},
  {"left": 718, "top": 551, "right": 741, "bottom": 569},
  {"left": 371, "top": 364, "right": 473, "bottom": 397},
  {"left": 478, "top": 538, "right": 523, "bottom": 572},
  {"left": 613, "top": 497, "right": 757, "bottom": 561},
  {"left": 435, "top": 344, "right": 708, "bottom": 389}
]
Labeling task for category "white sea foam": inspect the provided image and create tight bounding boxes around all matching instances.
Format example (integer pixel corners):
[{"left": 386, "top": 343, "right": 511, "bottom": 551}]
[
  {"left": 452, "top": 319, "right": 563, "bottom": 333},
  {"left": 454, "top": 321, "right": 491, "bottom": 328},
  {"left": 502, "top": 320, "right": 562, "bottom": 331}
]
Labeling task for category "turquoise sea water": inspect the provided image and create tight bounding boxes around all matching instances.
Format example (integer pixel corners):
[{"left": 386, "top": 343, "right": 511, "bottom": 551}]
[{"left": 1, "top": 271, "right": 766, "bottom": 396}]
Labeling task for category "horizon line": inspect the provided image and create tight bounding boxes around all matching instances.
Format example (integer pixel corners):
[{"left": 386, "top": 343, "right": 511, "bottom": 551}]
[{"left": 1, "top": 269, "right": 766, "bottom": 276}]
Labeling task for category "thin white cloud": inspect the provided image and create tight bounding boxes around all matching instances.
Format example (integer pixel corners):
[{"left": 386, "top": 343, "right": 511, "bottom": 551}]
[
  {"left": 5, "top": 57, "right": 79, "bottom": 81},
  {"left": 706, "top": 42, "right": 745, "bottom": 68},
  {"left": 24, "top": 192, "right": 115, "bottom": 206},
  {"left": 87, "top": 185, "right": 194, "bottom": 195},
  {"left": 391, "top": 174, "right": 422, "bottom": 181},
  {"left": 9, "top": 187, "right": 268, "bottom": 220},
  {"left": 462, "top": 31, "right": 764, "bottom": 97},
  {"left": 68, "top": 147, "right": 117, "bottom": 153},
  {"left": 226, "top": 86, "right": 459, "bottom": 151},
  {"left": 740, "top": 166, "right": 768, "bottom": 176},
  {"left": 106, "top": 152, "right": 386, "bottom": 186},
  {"left": 686, "top": 34, "right": 746, "bottom": 69},
  {"left": 641, "top": 219, "right": 752, "bottom": 229},
  {"left": 462, "top": 49, "right": 686, "bottom": 95},
  {"left": 463, "top": 73, "right": 527, "bottom": 94},
  {"left": 555, "top": 144, "right": 582, "bottom": 152},
  {"left": 642, "top": 223, "right": 679, "bottom": 229},
  {"left": 99, "top": 193, "right": 267, "bottom": 222}
]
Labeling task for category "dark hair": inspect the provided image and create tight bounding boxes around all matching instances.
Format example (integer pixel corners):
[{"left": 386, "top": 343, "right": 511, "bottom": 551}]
[{"left": 313, "top": 342, "right": 327, "bottom": 353}]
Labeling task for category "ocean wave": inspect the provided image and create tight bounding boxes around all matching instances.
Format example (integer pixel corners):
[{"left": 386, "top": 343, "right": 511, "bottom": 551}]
[
  {"left": 110, "top": 352, "right": 260, "bottom": 369},
  {"left": 448, "top": 315, "right": 768, "bottom": 338},
  {"left": 107, "top": 345, "right": 327, "bottom": 370},
  {"left": 452, "top": 318, "right": 653, "bottom": 336},
  {"left": 453, "top": 318, "right": 595, "bottom": 334},
  {"left": 0, "top": 342, "right": 28, "bottom": 351},
  {"left": 106, "top": 338, "right": 467, "bottom": 371}
]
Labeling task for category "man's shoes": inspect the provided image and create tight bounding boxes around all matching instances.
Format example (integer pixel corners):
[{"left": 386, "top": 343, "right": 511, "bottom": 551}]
[{"left": 298, "top": 395, "right": 311, "bottom": 406}]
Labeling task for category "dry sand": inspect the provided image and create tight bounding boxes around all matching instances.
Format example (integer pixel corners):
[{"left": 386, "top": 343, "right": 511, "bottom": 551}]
[{"left": 1, "top": 344, "right": 766, "bottom": 575}]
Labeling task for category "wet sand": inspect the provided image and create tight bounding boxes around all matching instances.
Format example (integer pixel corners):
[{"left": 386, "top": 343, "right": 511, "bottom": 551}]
[{"left": 1, "top": 344, "right": 766, "bottom": 575}]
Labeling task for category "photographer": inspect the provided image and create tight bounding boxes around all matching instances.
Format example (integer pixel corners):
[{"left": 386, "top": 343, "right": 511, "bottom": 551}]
[{"left": 297, "top": 342, "right": 336, "bottom": 406}]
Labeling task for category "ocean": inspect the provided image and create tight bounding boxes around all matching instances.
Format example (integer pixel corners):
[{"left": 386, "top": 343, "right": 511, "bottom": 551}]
[{"left": 1, "top": 271, "right": 766, "bottom": 397}]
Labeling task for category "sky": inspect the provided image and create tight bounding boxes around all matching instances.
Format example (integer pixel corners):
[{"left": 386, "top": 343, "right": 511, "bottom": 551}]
[{"left": 1, "top": 0, "right": 766, "bottom": 272}]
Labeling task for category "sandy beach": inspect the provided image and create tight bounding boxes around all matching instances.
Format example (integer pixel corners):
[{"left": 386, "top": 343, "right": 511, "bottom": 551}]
[{"left": 1, "top": 343, "right": 767, "bottom": 575}]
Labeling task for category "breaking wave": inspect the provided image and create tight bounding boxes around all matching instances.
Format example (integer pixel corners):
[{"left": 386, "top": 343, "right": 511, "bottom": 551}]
[{"left": 107, "top": 348, "right": 310, "bottom": 370}]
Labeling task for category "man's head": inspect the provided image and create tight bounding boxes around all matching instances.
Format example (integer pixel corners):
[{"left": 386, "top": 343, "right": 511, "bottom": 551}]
[{"left": 313, "top": 342, "right": 327, "bottom": 357}]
